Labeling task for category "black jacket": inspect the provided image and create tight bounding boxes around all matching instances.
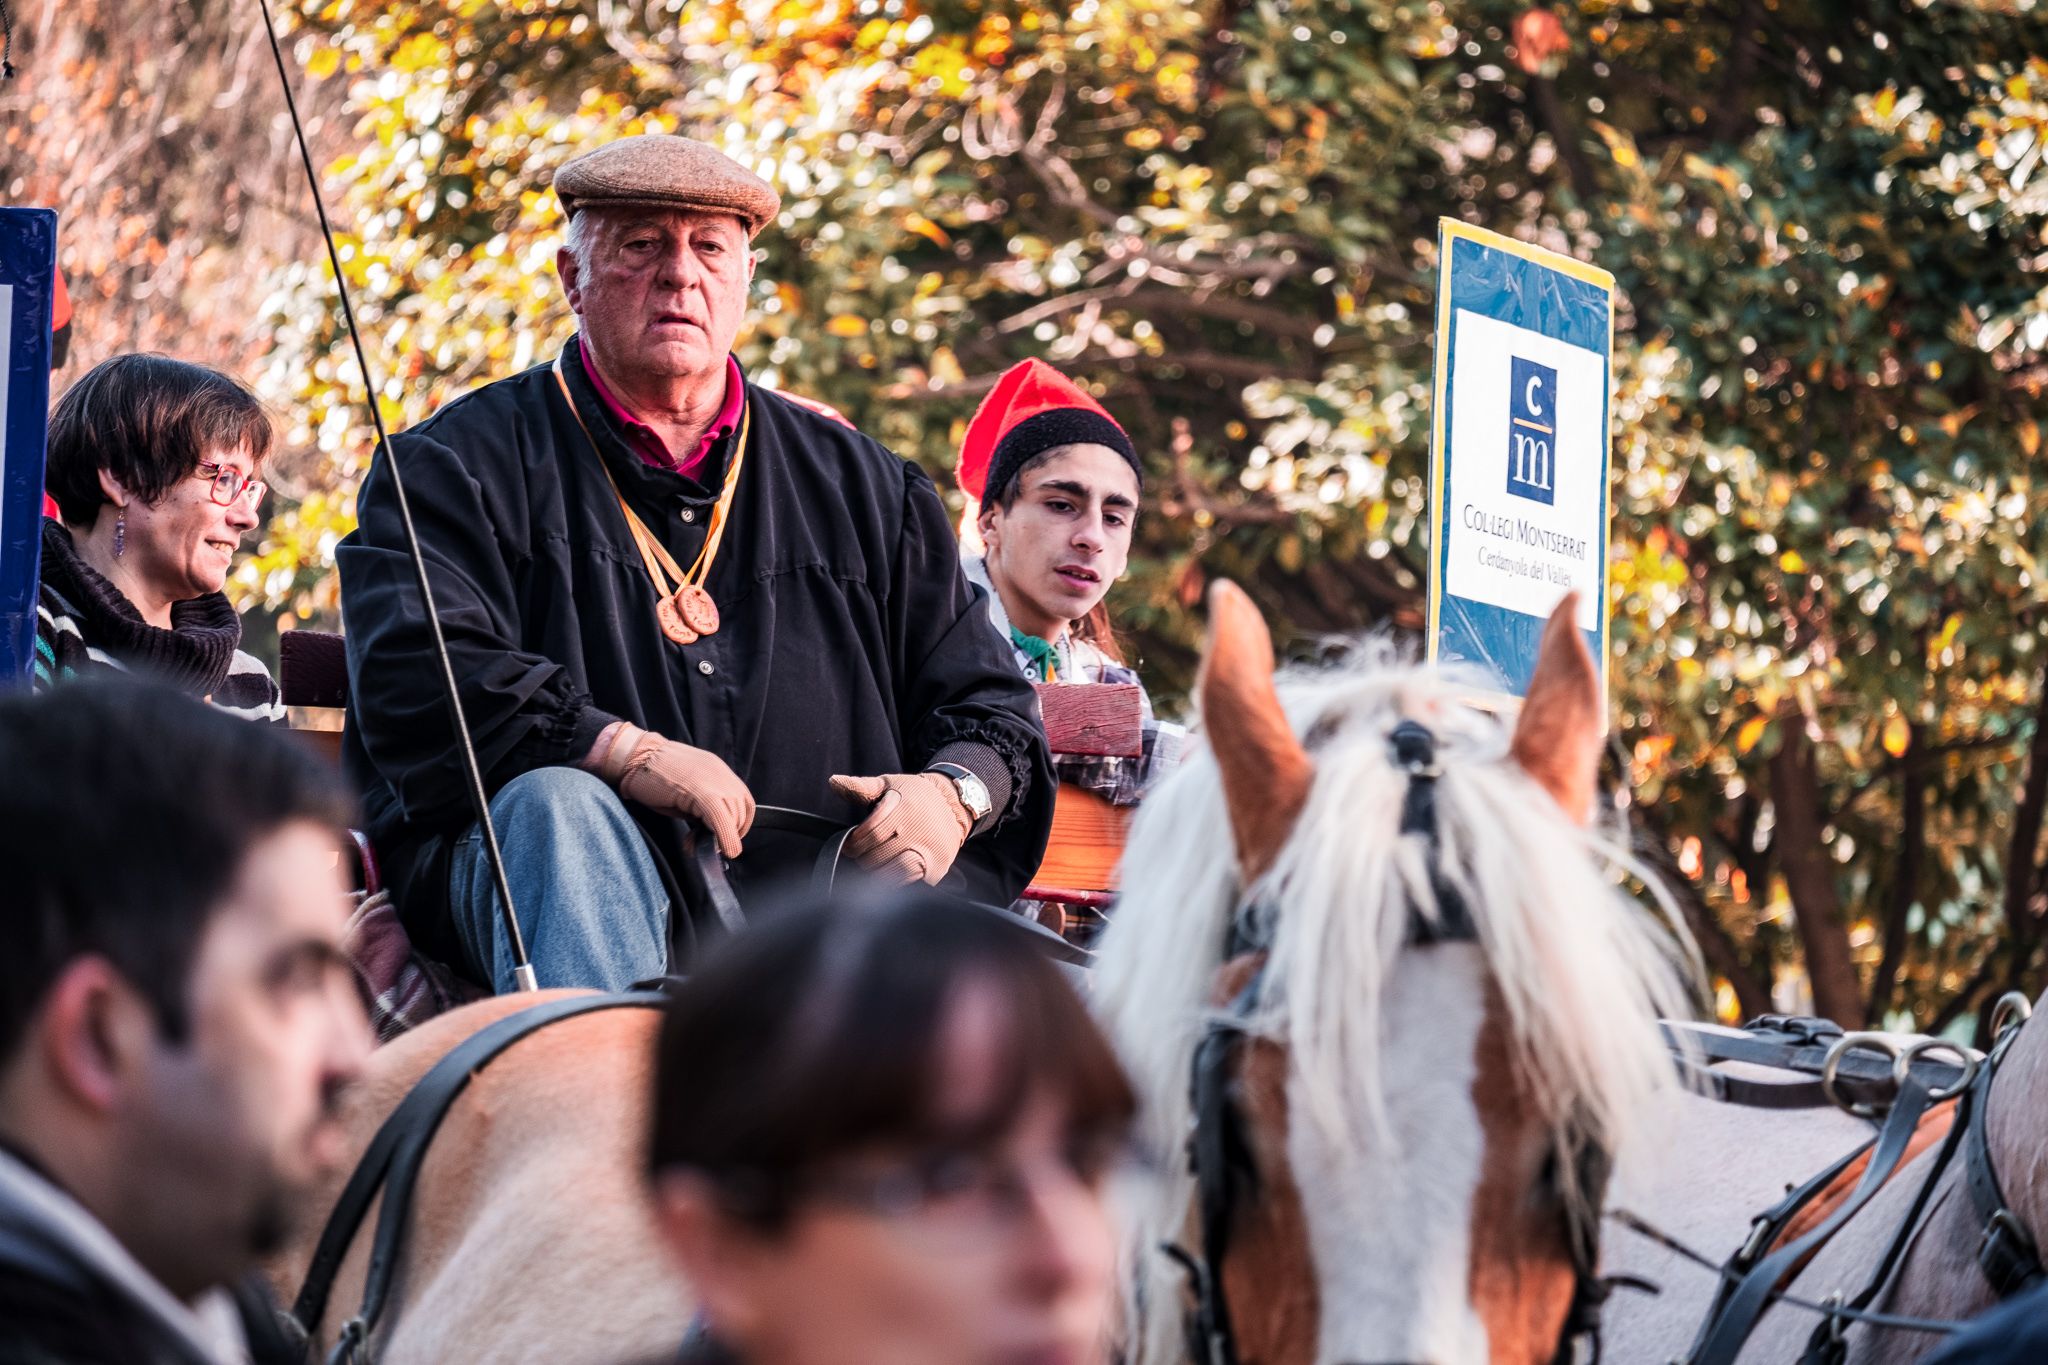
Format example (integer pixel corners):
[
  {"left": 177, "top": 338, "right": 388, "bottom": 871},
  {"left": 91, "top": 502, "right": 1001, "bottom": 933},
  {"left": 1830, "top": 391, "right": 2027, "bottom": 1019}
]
[
  {"left": 338, "top": 339, "right": 1053, "bottom": 963},
  {"left": 0, "top": 1152, "right": 295, "bottom": 1365}
]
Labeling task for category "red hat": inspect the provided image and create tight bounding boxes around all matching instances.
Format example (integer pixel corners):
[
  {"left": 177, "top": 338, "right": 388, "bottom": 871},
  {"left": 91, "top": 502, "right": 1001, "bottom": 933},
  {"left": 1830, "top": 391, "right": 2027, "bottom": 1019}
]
[{"left": 955, "top": 359, "right": 1140, "bottom": 502}]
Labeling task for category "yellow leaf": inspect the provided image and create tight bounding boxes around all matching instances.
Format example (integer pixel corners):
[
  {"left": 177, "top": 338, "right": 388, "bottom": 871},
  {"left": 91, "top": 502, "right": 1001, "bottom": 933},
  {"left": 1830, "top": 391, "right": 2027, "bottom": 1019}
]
[
  {"left": 1937, "top": 614, "right": 1963, "bottom": 651},
  {"left": 2010, "top": 75, "right": 2030, "bottom": 101},
  {"left": 1779, "top": 549, "right": 1806, "bottom": 573},
  {"left": 2022, "top": 420, "right": 2040, "bottom": 457},
  {"left": 306, "top": 46, "right": 341, "bottom": 80},
  {"left": 1874, "top": 86, "right": 1896, "bottom": 120},
  {"left": 929, "top": 346, "right": 965, "bottom": 387},
  {"left": 1882, "top": 714, "right": 1911, "bottom": 758},
  {"left": 826, "top": 315, "right": 869, "bottom": 338},
  {"left": 1737, "top": 715, "right": 1769, "bottom": 754},
  {"left": 902, "top": 212, "right": 952, "bottom": 248}
]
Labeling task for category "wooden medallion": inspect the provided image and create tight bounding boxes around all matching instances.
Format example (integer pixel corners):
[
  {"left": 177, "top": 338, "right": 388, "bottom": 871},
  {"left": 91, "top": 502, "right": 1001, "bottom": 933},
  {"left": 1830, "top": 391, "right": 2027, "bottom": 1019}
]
[
  {"left": 676, "top": 583, "right": 721, "bottom": 637},
  {"left": 656, "top": 594, "right": 700, "bottom": 645}
]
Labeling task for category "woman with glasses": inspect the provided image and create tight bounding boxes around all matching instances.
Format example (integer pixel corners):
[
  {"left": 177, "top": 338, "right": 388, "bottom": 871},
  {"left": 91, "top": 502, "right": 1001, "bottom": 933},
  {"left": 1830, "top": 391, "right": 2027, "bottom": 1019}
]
[
  {"left": 646, "top": 889, "right": 1136, "bottom": 1365},
  {"left": 34, "top": 354, "right": 284, "bottom": 721}
]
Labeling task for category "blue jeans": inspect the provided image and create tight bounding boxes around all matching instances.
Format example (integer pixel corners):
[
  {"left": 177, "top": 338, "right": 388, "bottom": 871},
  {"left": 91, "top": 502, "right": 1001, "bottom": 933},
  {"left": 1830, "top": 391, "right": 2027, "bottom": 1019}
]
[{"left": 449, "top": 766, "right": 670, "bottom": 994}]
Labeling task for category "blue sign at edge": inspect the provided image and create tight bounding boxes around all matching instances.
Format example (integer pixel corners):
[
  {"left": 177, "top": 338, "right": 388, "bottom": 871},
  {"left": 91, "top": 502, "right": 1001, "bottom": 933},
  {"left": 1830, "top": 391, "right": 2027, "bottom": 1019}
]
[{"left": 0, "top": 208, "right": 56, "bottom": 690}]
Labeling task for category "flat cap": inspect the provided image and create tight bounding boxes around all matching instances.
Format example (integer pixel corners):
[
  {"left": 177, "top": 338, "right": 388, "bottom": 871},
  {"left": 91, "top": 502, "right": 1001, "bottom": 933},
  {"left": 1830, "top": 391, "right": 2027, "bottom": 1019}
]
[{"left": 554, "top": 134, "right": 782, "bottom": 239}]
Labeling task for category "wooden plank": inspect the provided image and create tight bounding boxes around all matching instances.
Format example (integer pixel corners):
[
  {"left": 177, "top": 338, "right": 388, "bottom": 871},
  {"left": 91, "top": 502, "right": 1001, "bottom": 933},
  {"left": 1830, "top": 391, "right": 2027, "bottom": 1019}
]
[
  {"left": 1029, "top": 782, "right": 1129, "bottom": 895},
  {"left": 1034, "top": 682, "right": 1143, "bottom": 758}
]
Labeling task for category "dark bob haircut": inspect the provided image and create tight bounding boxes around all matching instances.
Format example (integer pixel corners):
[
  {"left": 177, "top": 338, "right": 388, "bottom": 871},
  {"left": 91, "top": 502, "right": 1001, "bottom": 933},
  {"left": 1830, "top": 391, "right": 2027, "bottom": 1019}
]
[
  {"left": 648, "top": 889, "right": 1136, "bottom": 1229},
  {"left": 0, "top": 678, "right": 356, "bottom": 1065},
  {"left": 46, "top": 354, "right": 274, "bottom": 527}
]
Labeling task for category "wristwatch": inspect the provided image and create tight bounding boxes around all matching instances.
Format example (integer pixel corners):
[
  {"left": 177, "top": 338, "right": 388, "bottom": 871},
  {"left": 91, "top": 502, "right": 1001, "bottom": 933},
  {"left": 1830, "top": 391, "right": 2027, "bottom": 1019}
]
[{"left": 927, "top": 762, "right": 993, "bottom": 827}]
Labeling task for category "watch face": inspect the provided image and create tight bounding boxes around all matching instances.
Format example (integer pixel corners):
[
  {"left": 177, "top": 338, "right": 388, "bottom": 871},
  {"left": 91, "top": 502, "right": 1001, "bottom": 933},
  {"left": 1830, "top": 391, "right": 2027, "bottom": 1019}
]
[{"left": 958, "top": 772, "right": 992, "bottom": 817}]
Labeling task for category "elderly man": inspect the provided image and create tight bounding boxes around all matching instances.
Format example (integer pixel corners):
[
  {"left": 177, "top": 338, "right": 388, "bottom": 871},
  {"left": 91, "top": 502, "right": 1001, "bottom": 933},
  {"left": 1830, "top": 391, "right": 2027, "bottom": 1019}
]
[
  {"left": 0, "top": 679, "right": 371, "bottom": 1365},
  {"left": 339, "top": 135, "right": 1054, "bottom": 993}
]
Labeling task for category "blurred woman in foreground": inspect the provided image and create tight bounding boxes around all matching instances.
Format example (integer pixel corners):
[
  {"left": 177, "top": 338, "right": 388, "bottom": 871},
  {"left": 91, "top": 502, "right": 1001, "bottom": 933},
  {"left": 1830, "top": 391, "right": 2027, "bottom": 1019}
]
[{"left": 646, "top": 891, "right": 1135, "bottom": 1365}]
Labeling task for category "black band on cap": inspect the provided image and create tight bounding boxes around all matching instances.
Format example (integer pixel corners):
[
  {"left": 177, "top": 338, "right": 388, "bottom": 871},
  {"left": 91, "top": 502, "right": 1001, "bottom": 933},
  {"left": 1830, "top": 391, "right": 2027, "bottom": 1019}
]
[{"left": 986, "top": 409, "right": 1142, "bottom": 503}]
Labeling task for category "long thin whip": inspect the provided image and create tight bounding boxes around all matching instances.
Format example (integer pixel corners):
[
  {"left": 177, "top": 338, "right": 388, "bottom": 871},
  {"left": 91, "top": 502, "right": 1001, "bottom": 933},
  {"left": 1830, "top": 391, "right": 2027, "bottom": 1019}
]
[{"left": 254, "top": 0, "right": 539, "bottom": 992}]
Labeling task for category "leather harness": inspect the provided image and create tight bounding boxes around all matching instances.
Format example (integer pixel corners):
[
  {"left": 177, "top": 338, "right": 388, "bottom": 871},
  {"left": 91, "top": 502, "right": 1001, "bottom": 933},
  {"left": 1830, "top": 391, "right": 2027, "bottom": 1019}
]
[
  {"left": 1622, "top": 1002, "right": 2041, "bottom": 1363},
  {"left": 1162, "top": 715, "right": 2045, "bottom": 1365},
  {"left": 290, "top": 992, "right": 669, "bottom": 1364}
]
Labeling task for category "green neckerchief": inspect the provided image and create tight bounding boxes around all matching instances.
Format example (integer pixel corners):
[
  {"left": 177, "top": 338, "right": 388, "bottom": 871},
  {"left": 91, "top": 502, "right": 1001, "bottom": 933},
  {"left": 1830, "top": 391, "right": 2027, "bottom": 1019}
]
[{"left": 1010, "top": 626, "right": 1061, "bottom": 683}]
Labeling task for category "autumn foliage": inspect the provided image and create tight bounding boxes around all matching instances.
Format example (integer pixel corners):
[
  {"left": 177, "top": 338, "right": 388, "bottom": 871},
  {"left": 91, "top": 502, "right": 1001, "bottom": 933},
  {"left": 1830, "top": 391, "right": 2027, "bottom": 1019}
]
[{"left": 12, "top": 0, "right": 2048, "bottom": 1030}]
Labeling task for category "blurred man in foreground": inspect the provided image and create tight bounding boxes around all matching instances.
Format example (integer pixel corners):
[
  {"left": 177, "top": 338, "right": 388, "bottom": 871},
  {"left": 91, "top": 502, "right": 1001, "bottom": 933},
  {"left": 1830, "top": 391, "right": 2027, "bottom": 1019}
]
[{"left": 0, "top": 679, "right": 373, "bottom": 1365}]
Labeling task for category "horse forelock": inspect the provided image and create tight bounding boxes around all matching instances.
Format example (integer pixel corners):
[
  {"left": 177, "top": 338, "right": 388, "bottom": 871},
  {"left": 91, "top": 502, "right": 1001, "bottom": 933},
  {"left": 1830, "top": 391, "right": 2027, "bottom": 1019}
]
[{"left": 1094, "top": 640, "right": 1696, "bottom": 1365}]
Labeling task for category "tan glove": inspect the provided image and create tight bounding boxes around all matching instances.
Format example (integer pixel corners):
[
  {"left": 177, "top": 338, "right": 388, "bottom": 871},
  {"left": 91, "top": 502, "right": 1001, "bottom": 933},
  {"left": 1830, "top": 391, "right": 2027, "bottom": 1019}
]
[
  {"left": 604, "top": 726, "right": 755, "bottom": 859},
  {"left": 827, "top": 771, "right": 973, "bottom": 886}
]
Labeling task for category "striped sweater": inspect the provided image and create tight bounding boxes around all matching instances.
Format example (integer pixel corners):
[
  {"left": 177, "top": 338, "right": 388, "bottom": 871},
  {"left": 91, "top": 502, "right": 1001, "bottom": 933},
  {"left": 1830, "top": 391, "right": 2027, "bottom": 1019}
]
[{"left": 31, "top": 520, "right": 284, "bottom": 724}]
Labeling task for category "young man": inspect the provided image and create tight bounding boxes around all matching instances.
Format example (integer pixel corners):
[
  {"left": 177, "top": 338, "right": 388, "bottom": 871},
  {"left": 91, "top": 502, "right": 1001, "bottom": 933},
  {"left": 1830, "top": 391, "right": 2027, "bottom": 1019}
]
[
  {"left": 956, "top": 358, "right": 1181, "bottom": 807},
  {"left": 0, "top": 679, "right": 373, "bottom": 1364}
]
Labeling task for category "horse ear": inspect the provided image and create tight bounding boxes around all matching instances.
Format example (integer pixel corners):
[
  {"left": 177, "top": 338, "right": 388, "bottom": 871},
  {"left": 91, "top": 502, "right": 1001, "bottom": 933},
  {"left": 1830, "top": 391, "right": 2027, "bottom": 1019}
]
[
  {"left": 1199, "top": 580, "right": 1314, "bottom": 883},
  {"left": 1508, "top": 592, "right": 1605, "bottom": 825}
]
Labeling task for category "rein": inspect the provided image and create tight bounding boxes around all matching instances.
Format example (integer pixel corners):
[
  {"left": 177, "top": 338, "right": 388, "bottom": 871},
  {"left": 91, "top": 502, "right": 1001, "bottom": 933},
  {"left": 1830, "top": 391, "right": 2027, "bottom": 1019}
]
[
  {"left": 1163, "top": 719, "right": 1610, "bottom": 1365},
  {"left": 1620, "top": 997, "right": 2041, "bottom": 1364},
  {"left": 290, "top": 992, "right": 668, "bottom": 1364}
]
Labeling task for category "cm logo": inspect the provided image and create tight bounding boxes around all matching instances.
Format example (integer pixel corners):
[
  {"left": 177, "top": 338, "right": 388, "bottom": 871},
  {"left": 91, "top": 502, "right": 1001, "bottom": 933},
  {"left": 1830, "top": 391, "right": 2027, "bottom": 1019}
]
[{"left": 1506, "top": 356, "right": 1557, "bottom": 505}]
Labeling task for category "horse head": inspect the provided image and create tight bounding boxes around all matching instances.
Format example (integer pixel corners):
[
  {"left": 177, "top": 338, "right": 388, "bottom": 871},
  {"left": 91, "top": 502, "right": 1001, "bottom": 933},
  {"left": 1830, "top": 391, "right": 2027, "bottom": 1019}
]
[{"left": 1096, "top": 583, "right": 1691, "bottom": 1365}]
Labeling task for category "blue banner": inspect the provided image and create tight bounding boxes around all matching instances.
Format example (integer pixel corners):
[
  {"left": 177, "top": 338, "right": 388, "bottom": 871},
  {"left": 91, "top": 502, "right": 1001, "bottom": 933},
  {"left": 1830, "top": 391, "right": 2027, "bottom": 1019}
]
[
  {"left": 0, "top": 209, "right": 56, "bottom": 690},
  {"left": 1426, "top": 219, "right": 1614, "bottom": 706}
]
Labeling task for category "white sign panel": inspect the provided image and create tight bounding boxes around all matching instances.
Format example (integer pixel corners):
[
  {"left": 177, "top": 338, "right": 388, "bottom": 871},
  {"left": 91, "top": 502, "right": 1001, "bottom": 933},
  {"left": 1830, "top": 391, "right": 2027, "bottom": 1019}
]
[{"left": 1442, "top": 309, "right": 1603, "bottom": 631}]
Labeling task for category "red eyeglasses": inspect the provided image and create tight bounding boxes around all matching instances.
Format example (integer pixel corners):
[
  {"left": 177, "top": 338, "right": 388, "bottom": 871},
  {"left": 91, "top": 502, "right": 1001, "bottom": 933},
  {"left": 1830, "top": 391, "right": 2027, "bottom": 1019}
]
[{"left": 194, "top": 460, "right": 269, "bottom": 509}]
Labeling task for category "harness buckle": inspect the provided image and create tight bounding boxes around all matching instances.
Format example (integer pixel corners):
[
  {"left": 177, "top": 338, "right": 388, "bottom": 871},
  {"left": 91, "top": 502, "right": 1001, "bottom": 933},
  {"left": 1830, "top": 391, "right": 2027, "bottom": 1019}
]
[
  {"left": 1819, "top": 1032, "right": 1904, "bottom": 1118},
  {"left": 1991, "top": 990, "right": 2033, "bottom": 1043},
  {"left": 1980, "top": 1208, "right": 2042, "bottom": 1296},
  {"left": 1736, "top": 1214, "right": 1776, "bottom": 1266},
  {"left": 1892, "top": 1037, "right": 1978, "bottom": 1102},
  {"left": 326, "top": 1317, "right": 368, "bottom": 1365}
]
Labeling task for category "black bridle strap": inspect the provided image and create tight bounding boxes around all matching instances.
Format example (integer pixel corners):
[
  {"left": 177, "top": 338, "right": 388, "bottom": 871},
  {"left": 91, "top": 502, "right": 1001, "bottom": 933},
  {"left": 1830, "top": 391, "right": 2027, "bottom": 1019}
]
[
  {"left": 1176, "top": 967, "right": 1263, "bottom": 1365},
  {"left": 1795, "top": 1075, "right": 1974, "bottom": 1364},
  {"left": 1689, "top": 1072, "right": 1941, "bottom": 1365},
  {"left": 292, "top": 992, "right": 666, "bottom": 1357},
  {"left": 1621, "top": 1013, "right": 2043, "bottom": 1360},
  {"left": 1609, "top": 1211, "right": 1963, "bottom": 1338},
  {"left": 1962, "top": 1027, "right": 2044, "bottom": 1298},
  {"left": 1663, "top": 1021, "right": 1970, "bottom": 1112},
  {"left": 681, "top": 806, "right": 1091, "bottom": 966},
  {"left": 685, "top": 806, "right": 854, "bottom": 938},
  {"left": 1388, "top": 720, "right": 1475, "bottom": 945}
]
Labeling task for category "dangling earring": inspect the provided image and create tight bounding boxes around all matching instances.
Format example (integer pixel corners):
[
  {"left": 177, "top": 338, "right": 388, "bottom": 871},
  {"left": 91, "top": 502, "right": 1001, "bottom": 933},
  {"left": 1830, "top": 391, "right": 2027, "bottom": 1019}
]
[{"left": 114, "top": 511, "right": 126, "bottom": 558}]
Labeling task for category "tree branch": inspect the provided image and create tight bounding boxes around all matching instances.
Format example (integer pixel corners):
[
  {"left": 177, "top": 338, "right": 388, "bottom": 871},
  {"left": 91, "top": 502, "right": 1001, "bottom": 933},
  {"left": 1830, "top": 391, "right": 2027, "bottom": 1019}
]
[
  {"left": 1866, "top": 721, "right": 1925, "bottom": 1021},
  {"left": 1634, "top": 800, "right": 1775, "bottom": 1020},
  {"left": 1999, "top": 647, "right": 2048, "bottom": 996},
  {"left": 1770, "top": 727, "right": 1866, "bottom": 1027}
]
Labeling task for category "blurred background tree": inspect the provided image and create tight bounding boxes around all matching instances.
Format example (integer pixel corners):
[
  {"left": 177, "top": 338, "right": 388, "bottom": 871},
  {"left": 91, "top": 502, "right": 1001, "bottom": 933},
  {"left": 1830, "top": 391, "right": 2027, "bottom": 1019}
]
[{"left": 10, "top": 0, "right": 2048, "bottom": 1030}]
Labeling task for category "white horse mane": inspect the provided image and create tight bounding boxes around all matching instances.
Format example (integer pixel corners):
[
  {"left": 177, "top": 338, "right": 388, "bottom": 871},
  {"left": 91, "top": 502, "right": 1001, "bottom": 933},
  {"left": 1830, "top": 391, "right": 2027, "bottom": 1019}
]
[{"left": 1092, "top": 639, "right": 1698, "bottom": 1364}]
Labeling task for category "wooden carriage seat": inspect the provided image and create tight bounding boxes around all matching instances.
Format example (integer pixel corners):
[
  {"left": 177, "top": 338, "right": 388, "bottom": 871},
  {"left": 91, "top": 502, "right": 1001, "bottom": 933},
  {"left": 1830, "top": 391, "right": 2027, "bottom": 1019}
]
[
  {"left": 1025, "top": 682, "right": 1142, "bottom": 910},
  {"left": 280, "top": 632, "right": 1140, "bottom": 908}
]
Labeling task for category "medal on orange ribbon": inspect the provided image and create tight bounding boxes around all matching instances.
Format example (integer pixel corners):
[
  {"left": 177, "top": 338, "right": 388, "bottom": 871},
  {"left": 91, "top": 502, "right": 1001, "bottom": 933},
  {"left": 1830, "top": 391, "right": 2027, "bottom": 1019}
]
[
  {"left": 553, "top": 354, "right": 751, "bottom": 649},
  {"left": 676, "top": 583, "right": 721, "bottom": 636},
  {"left": 656, "top": 593, "right": 700, "bottom": 645}
]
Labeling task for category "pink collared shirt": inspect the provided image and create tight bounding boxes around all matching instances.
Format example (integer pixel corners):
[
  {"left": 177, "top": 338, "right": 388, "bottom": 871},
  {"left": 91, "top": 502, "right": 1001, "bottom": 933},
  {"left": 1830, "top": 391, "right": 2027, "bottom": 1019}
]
[{"left": 583, "top": 351, "right": 745, "bottom": 483}]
